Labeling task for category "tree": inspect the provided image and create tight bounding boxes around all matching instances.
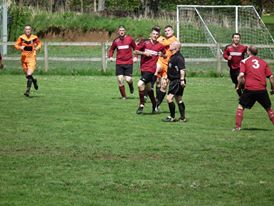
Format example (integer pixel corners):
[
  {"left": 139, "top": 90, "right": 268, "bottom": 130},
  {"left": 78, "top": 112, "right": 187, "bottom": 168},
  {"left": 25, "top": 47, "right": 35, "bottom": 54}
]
[{"left": 98, "top": 0, "right": 105, "bottom": 11}]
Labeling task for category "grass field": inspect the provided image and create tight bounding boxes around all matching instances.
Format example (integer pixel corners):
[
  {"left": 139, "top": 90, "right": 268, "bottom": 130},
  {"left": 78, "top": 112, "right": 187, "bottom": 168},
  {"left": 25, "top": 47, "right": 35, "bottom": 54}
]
[{"left": 1, "top": 75, "right": 274, "bottom": 205}]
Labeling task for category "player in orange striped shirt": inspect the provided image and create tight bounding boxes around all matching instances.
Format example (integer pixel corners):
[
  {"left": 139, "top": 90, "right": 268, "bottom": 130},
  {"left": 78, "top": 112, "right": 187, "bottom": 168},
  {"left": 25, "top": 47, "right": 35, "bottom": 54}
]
[
  {"left": 15, "top": 25, "right": 42, "bottom": 97},
  {"left": 155, "top": 25, "right": 177, "bottom": 110}
]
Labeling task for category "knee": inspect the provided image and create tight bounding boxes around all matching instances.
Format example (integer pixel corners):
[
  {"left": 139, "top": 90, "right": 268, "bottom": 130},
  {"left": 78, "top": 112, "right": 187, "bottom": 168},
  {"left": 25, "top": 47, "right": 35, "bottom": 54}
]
[
  {"left": 125, "top": 76, "right": 132, "bottom": 83},
  {"left": 166, "top": 95, "right": 173, "bottom": 103},
  {"left": 161, "top": 79, "right": 168, "bottom": 89},
  {"left": 137, "top": 80, "right": 144, "bottom": 89}
]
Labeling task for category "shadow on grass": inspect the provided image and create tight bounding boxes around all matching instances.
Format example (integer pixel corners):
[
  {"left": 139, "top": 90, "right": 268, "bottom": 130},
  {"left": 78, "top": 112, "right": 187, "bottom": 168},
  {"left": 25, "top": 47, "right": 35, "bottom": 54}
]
[
  {"left": 111, "top": 96, "right": 138, "bottom": 100},
  {"left": 242, "top": 127, "right": 271, "bottom": 131}
]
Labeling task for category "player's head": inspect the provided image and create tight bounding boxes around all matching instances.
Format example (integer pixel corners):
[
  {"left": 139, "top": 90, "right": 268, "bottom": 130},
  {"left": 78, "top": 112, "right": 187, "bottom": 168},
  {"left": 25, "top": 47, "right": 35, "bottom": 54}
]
[
  {"left": 118, "top": 25, "right": 126, "bottom": 37},
  {"left": 232, "top": 33, "right": 241, "bottom": 45},
  {"left": 151, "top": 26, "right": 161, "bottom": 41},
  {"left": 24, "top": 25, "right": 32, "bottom": 36},
  {"left": 164, "top": 25, "right": 174, "bottom": 38},
  {"left": 169, "top": 41, "right": 181, "bottom": 51},
  {"left": 247, "top": 46, "right": 258, "bottom": 56}
]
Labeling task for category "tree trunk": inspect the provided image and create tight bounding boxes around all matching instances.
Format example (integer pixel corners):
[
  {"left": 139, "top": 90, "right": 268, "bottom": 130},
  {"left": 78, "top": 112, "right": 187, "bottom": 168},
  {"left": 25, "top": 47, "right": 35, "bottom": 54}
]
[
  {"left": 80, "top": 0, "right": 83, "bottom": 13},
  {"left": 98, "top": 0, "right": 105, "bottom": 12},
  {"left": 149, "top": 0, "right": 160, "bottom": 18},
  {"left": 94, "top": 0, "right": 97, "bottom": 12}
]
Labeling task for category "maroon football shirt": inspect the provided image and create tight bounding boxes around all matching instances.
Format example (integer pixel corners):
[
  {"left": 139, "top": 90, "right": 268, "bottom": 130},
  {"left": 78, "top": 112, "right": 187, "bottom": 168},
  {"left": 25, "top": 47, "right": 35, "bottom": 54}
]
[
  {"left": 223, "top": 44, "right": 247, "bottom": 70},
  {"left": 240, "top": 56, "right": 272, "bottom": 91},
  {"left": 108, "top": 35, "right": 136, "bottom": 65},
  {"left": 136, "top": 39, "right": 166, "bottom": 73}
]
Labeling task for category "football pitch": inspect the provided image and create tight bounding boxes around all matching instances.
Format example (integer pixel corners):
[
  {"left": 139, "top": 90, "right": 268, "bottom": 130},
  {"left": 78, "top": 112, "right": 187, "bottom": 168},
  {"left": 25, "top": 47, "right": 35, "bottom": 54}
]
[{"left": 0, "top": 75, "right": 274, "bottom": 205}]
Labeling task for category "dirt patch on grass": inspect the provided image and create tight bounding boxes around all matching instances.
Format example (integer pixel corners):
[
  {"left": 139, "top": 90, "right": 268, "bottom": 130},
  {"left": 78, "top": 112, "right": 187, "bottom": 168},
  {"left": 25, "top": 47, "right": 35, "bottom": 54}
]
[{"left": 39, "top": 27, "right": 117, "bottom": 42}]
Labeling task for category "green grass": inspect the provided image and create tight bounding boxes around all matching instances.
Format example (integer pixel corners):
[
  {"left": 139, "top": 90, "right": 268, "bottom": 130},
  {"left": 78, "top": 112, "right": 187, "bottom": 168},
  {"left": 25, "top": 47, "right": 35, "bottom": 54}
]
[{"left": 1, "top": 75, "right": 274, "bottom": 205}]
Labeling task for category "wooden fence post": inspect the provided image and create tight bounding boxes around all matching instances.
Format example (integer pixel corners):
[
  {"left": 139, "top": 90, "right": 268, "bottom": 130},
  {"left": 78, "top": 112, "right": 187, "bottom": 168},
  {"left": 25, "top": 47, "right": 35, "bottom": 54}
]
[
  {"left": 101, "top": 42, "right": 107, "bottom": 73},
  {"left": 44, "top": 42, "right": 48, "bottom": 72},
  {"left": 216, "top": 43, "right": 221, "bottom": 75}
]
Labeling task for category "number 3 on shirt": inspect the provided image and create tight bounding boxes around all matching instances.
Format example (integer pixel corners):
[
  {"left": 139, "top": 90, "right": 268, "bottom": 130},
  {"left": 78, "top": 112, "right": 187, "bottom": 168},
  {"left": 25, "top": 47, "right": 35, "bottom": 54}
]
[{"left": 252, "top": 59, "right": 260, "bottom": 69}]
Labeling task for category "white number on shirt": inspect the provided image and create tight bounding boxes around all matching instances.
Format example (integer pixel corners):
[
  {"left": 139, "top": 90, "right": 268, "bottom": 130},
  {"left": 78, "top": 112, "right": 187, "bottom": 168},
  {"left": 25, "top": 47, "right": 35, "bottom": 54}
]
[{"left": 252, "top": 59, "right": 260, "bottom": 69}]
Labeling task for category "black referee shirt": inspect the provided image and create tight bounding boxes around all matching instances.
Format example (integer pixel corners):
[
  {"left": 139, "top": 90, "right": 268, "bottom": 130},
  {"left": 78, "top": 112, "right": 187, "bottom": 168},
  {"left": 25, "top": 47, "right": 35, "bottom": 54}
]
[{"left": 167, "top": 51, "right": 185, "bottom": 81}]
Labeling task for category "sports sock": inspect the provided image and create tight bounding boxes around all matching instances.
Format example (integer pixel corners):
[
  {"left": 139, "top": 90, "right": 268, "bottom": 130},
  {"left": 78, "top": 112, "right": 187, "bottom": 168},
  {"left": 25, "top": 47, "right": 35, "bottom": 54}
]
[
  {"left": 168, "top": 102, "right": 176, "bottom": 118},
  {"left": 148, "top": 89, "right": 156, "bottom": 108},
  {"left": 178, "top": 102, "right": 185, "bottom": 119},
  {"left": 157, "top": 90, "right": 166, "bottom": 107},
  {"left": 235, "top": 108, "right": 244, "bottom": 128},
  {"left": 267, "top": 108, "right": 274, "bottom": 124},
  {"left": 139, "top": 90, "right": 145, "bottom": 105},
  {"left": 156, "top": 86, "right": 161, "bottom": 101},
  {"left": 128, "top": 82, "right": 134, "bottom": 94},
  {"left": 119, "top": 85, "right": 126, "bottom": 98},
  {"left": 26, "top": 75, "right": 33, "bottom": 90}
]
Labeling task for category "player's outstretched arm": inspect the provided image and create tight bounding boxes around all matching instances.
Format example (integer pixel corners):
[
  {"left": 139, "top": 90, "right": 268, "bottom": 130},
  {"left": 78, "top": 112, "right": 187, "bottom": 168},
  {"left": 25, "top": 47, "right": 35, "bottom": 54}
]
[{"left": 269, "top": 75, "right": 274, "bottom": 95}]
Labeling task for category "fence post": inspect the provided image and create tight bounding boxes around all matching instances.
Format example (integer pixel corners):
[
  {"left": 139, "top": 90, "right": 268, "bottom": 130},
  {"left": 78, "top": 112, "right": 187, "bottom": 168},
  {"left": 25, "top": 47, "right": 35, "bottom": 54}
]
[
  {"left": 101, "top": 42, "right": 107, "bottom": 73},
  {"left": 44, "top": 41, "right": 48, "bottom": 72},
  {"left": 216, "top": 43, "right": 221, "bottom": 75}
]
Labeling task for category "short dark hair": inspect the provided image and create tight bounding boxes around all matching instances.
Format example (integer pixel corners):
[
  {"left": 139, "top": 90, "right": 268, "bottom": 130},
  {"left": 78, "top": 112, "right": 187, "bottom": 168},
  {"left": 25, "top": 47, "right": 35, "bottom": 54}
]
[
  {"left": 232, "top": 33, "right": 241, "bottom": 38},
  {"left": 152, "top": 26, "right": 161, "bottom": 33},
  {"left": 118, "top": 25, "right": 126, "bottom": 29},
  {"left": 248, "top": 46, "right": 258, "bottom": 56},
  {"left": 164, "top": 25, "right": 173, "bottom": 29}
]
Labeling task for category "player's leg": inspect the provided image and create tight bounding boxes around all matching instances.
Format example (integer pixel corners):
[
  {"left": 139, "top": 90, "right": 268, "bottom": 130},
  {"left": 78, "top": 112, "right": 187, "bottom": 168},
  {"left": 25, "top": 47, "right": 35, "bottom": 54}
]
[
  {"left": 234, "top": 104, "right": 244, "bottom": 131},
  {"left": 154, "top": 62, "right": 162, "bottom": 98},
  {"left": 175, "top": 85, "right": 186, "bottom": 122},
  {"left": 163, "top": 80, "right": 177, "bottom": 122},
  {"left": 162, "top": 93, "right": 176, "bottom": 122},
  {"left": 157, "top": 76, "right": 168, "bottom": 109},
  {"left": 230, "top": 68, "right": 242, "bottom": 96},
  {"left": 233, "top": 90, "right": 255, "bottom": 130},
  {"left": 30, "top": 59, "right": 38, "bottom": 90},
  {"left": 124, "top": 64, "right": 134, "bottom": 94},
  {"left": 146, "top": 82, "right": 157, "bottom": 113},
  {"left": 116, "top": 65, "right": 126, "bottom": 99},
  {"left": 24, "top": 68, "right": 34, "bottom": 97},
  {"left": 256, "top": 90, "right": 274, "bottom": 125},
  {"left": 136, "top": 76, "right": 146, "bottom": 114}
]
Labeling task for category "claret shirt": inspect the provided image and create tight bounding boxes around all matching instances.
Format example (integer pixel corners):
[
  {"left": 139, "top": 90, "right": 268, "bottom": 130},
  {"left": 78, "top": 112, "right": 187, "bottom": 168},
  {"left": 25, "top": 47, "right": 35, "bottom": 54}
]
[
  {"left": 108, "top": 35, "right": 136, "bottom": 65},
  {"left": 240, "top": 56, "right": 272, "bottom": 91},
  {"left": 136, "top": 39, "right": 166, "bottom": 73},
  {"left": 223, "top": 44, "right": 247, "bottom": 70}
]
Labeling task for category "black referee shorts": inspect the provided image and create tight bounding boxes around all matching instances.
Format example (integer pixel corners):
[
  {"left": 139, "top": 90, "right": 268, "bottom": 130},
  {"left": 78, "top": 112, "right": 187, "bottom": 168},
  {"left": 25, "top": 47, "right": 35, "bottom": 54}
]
[
  {"left": 168, "top": 79, "right": 184, "bottom": 96},
  {"left": 239, "top": 89, "right": 271, "bottom": 110}
]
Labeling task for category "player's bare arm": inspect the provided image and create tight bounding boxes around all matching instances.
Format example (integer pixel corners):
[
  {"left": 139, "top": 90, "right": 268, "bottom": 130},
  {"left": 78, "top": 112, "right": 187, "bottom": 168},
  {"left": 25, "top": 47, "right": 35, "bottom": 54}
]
[
  {"left": 236, "top": 72, "right": 245, "bottom": 90},
  {"left": 180, "top": 69, "right": 186, "bottom": 87},
  {"left": 269, "top": 75, "right": 274, "bottom": 95},
  {"left": 134, "top": 50, "right": 152, "bottom": 57}
]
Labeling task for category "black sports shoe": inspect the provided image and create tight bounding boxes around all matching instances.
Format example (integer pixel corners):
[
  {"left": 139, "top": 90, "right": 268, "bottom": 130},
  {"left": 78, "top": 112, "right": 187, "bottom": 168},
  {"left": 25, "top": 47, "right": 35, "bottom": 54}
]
[
  {"left": 152, "top": 105, "right": 160, "bottom": 114},
  {"left": 33, "top": 79, "right": 38, "bottom": 90},
  {"left": 232, "top": 127, "right": 241, "bottom": 132},
  {"left": 129, "top": 85, "right": 134, "bottom": 94},
  {"left": 136, "top": 105, "right": 144, "bottom": 114},
  {"left": 162, "top": 116, "right": 176, "bottom": 122},
  {"left": 24, "top": 90, "right": 30, "bottom": 97},
  {"left": 178, "top": 117, "right": 187, "bottom": 123}
]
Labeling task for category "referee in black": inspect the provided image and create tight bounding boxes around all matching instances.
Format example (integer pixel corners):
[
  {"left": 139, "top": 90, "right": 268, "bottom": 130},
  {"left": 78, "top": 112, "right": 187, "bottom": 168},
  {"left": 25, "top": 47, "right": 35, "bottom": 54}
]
[{"left": 162, "top": 41, "right": 187, "bottom": 122}]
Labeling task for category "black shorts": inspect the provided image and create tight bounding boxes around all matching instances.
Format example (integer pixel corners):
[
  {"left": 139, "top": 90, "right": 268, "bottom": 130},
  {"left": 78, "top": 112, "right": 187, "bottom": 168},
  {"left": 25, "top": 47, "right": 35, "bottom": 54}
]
[
  {"left": 230, "top": 68, "right": 240, "bottom": 87},
  {"left": 116, "top": 64, "right": 133, "bottom": 76},
  {"left": 140, "top": 71, "right": 155, "bottom": 84},
  {"left": 168, "top": 79, "right": 184, "bottom": 96},
  {"left": 239, "top": 89, "right": 271, "bottom": 110}
]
